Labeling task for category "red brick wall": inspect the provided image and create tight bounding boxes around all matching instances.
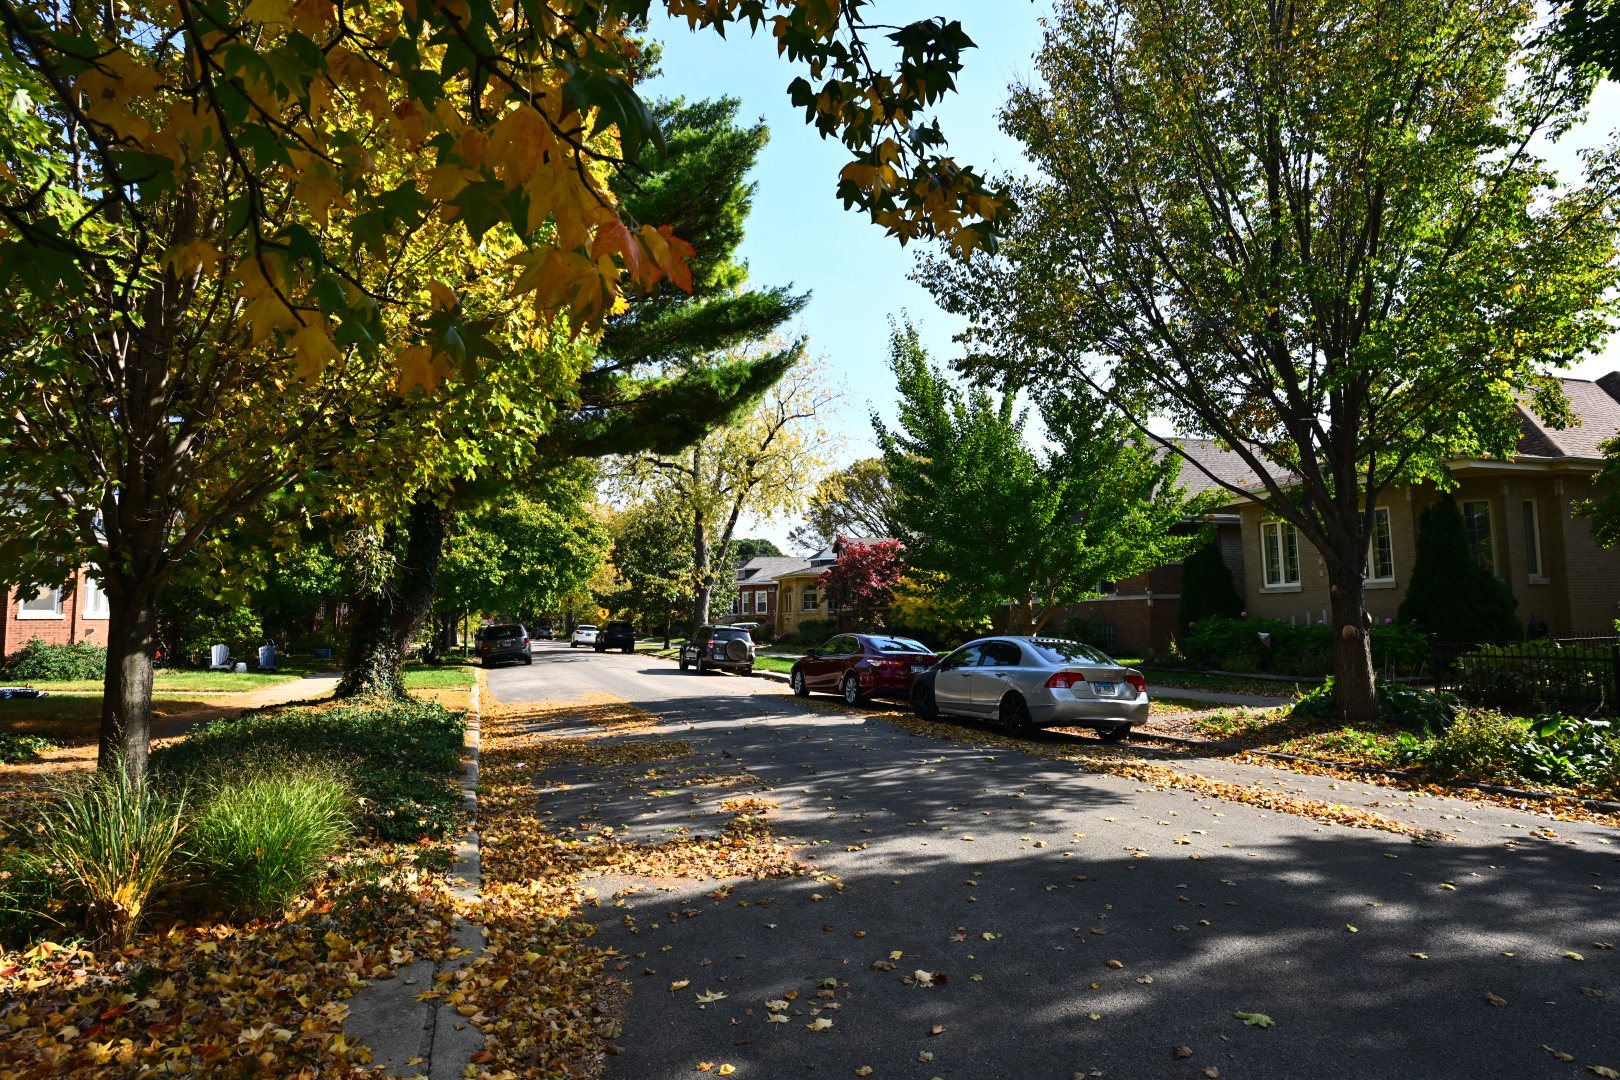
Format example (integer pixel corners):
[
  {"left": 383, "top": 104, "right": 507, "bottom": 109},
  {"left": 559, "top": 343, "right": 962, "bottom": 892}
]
[{"left": 1, "top": 567, "right": 107, "bottom": 660}]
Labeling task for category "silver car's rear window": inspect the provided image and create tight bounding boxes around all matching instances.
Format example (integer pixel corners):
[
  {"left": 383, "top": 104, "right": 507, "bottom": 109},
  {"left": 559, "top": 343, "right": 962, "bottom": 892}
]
[{"left": 1030, "top": 639, "right": 1115, "bottom": 665}]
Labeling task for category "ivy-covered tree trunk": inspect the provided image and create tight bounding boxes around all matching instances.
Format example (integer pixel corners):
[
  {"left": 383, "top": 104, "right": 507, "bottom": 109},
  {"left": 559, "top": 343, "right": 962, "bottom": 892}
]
[{"left": 338, "top": 497, "right": 447, "bottom": 698}]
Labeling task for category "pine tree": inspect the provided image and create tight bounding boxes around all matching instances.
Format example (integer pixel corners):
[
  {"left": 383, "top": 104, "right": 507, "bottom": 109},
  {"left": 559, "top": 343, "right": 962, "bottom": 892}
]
[{"left": 1397, "top": 494, "right": 1521, "bottom": 643}]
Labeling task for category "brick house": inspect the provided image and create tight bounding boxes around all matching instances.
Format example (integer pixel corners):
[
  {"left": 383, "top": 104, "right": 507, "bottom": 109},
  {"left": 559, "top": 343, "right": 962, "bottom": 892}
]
[
  {"left": 1049, "top": 373, "right": 1620, "bottom": 655},
  {"left": 721, "top": 538, "right": 890, "bottom": 638},
  {"left": 1, "top": 568, "right": 111, "bottom": 659}
]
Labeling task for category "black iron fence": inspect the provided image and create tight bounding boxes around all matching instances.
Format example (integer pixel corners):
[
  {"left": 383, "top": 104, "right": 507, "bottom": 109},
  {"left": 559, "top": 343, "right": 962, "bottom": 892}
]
[{"left": 1430, "top": 635, "right": 1620, "bottom": 718}]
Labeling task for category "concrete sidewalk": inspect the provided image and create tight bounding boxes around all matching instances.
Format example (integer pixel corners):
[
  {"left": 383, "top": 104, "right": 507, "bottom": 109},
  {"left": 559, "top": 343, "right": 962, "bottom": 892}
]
[{"left": 1147, "top": 683, "right": 1290, "bottom": 708}]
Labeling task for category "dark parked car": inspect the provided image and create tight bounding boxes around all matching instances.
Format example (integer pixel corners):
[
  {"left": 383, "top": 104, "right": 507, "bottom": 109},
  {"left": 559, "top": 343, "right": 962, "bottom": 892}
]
[
  {"left": 680, "top": 625, "right": 755, "bottom": 675},
  {"left": 789, "top": 633, "right": 939, "bottom": 704},
  {"left": 596, "top": 620, "right": 637, "bottom": 654},
  {"left": 909, "top": 636, "right": 1148, "bottom": 739},
  {"left": 535, "top": 625, "right": 556, "bottom": 640},
  {"left": 476, "top": 623, "right": 532, "bottom": 667}
]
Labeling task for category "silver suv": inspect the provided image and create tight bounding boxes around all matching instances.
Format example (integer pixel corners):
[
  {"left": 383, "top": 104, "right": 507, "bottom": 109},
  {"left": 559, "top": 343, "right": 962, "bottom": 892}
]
[
  {"left": 680, "top": 625, "right": 755, "bottom": 675},
  {"left": 910, "top": 636, "right": 1148, "bottom": 740}
]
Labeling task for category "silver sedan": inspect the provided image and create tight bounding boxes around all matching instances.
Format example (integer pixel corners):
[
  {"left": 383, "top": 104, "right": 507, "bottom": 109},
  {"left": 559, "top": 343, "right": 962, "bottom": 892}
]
[{"left": 910, "top": 636, "right": 1149, "bottom": 740}]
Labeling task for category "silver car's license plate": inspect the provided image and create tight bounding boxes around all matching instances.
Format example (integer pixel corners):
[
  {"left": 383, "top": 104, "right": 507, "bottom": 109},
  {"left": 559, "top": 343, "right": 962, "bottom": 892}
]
[
  {"left": 910, "top": 665, "right": 928, "bottom": 674},
  {"left": 1093, "top": 682, "right": 1116, "bottom": 696}
]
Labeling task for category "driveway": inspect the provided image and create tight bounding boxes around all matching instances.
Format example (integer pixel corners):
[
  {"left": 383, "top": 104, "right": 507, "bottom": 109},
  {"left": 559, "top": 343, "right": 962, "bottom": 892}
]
[{"left": 486, "top": 643, "right": 1620, "bottom": 1080}]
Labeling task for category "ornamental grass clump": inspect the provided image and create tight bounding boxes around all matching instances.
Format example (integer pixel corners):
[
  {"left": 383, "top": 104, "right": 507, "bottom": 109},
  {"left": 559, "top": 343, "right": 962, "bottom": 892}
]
[
  {"left": 5, "top": 765, "right": 188, "bottom": 944},
  {"left": 190, "top": 767, "right": 351, "bottom": 919}
]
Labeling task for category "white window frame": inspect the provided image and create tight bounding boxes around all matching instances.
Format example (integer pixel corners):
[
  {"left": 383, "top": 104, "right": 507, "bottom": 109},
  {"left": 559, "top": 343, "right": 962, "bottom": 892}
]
[
  {"left": 17, "top": 586, "right": 64, "bottom": 619},
  {"left": 82, "top": 577, "right": 111, "bottom": 620},
  {"left": 1364, "top": 507, "right": 1395, "bottom": 587},
  {"left": 753, "top": 590, "right": 767, "bottom": 614},
  {"left": 1260, "top": 520, "right": 1301, "bottom": 590},
  {"left": 1522, "top": 499, "right": 1548, "bottom": 583}
]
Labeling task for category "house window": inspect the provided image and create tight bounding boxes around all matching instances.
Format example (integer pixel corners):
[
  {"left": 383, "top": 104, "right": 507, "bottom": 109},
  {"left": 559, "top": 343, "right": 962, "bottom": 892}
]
[
  {"left": 730, "top": 596, "right": 740, "bottom": 615},
  {"left": 1462, "top": 500, "right": 1494, "bottom": 573},
  {"left": 82, "top": 578, "right": 110, "bottom": 619},
  {"left": 1094, "top": 580, "right": 1117, "bottom": 596},
  {"left": 1261, "top": 521, "right": 1301, "bottom": 587},
  {"left": 1522, "top": 500, "right": 1544, "bottom": 579},
  {"left": 802, "top": 589, "right": 818, "bottom": 612},
  {"left": 18, "top": 586, "right": 63, "bottom": 619},
  {"left": 1365, "top": 507, "right": 1395, "bottom": 582},
  {"left": 753, "top": 590, "right": 767, "bottom": 614}
]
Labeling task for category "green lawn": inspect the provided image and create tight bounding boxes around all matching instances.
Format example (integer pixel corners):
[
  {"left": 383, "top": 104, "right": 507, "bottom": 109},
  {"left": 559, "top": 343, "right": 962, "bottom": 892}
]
[
  {"left": 16, "top": 670, "right": 308, "bottom": 693},
  {"left": 401, "top": 663, "right": 477, "bottom": 689},
  {"left": 754, "top": 655, "right": 795, "bottom": 674}
]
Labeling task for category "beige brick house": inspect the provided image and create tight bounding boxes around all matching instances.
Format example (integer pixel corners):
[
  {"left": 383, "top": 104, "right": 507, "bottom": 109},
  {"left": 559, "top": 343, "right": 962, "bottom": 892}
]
[{"left": 1050, "top": 373, "right": 1620, "bottom": 655}]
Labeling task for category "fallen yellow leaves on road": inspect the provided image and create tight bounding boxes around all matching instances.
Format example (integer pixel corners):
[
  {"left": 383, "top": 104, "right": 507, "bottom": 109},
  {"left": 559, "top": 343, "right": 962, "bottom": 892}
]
[{"left": 441, "top": 697, "right": 802, "bottom": 1079}]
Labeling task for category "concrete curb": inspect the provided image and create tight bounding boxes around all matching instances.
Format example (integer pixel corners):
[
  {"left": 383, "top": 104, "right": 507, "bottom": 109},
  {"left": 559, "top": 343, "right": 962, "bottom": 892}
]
[
  {"left": 1126, "top": 727, "right": 1620, "bottom": 815},
  {"left": 346, "top": 675, "right": 487, "bottom": 1078}
]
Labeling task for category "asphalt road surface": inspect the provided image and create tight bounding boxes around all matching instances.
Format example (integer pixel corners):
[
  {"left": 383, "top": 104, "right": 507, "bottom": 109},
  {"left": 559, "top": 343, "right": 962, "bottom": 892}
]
[{"left": 488, "top": 642, "right": 1620, "bottom": 1080}]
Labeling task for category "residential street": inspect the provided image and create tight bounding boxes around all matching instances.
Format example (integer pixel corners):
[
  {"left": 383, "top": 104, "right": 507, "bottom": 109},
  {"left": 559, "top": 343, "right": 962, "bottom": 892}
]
[{"left": 487, "top": 643, "right": 1620, "bottom": 1080}]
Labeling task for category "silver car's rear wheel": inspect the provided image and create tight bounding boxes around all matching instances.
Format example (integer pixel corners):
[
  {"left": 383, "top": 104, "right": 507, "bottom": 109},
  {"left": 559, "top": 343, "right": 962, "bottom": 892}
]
[{"left": 999, "top": 694, "right": 1034, "bottom": 737}]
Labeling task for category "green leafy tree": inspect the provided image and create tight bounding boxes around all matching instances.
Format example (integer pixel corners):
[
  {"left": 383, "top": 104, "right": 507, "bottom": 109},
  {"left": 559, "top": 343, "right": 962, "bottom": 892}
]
[
  {"left": 919, "top": 0, "right": 1620, "bottom": 722},
  {"left": 787, "top": 457, "right": 899, "bottom": 551},
  {"left": 1176, "top": 538, "right": 1244, "bottom": 638},
  {"left": 731, "top": 538, "right": 785, "bottom": 562},
  {"left": 435, "top": 474, "right": 607, "bottom": 645},
  {"left": 1577, "top": 434, "right": 1620, "bottom": 549},
  {"left": 874, "top": 320, "right": 1204, "bottom": 634},
  {"left": 1398, "top": 494, "right": 1521, "bottom": 643},
  {"left": 605, "top": 500, "right": 693, "bottom": 646}
]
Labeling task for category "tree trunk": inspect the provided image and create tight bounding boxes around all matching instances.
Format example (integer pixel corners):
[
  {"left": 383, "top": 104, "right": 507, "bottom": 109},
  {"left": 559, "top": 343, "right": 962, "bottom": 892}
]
[
  {"left": 692, "top": 506, "right": 711, "bottom": 628},
  {"left": 1327, "top": 561, "right": 1378, "bottom": 724},
  {"left": 662, "top": 613, "right": 672, "bottom": 650},
  {"left": 337, "top": 496, "right": 447, "bottom": 698},
  {"left": 99, "top": 584, "right": 161, "bottom": 780}
]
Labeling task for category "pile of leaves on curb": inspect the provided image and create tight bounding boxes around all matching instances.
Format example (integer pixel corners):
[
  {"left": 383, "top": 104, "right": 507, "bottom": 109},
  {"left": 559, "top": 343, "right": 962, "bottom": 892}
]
[
  {"left": 0, "top": 849, "right": 459, "bottom": 1078},
  {"left": 437, "top": 697, "right": 802, "bottom": 1080}
]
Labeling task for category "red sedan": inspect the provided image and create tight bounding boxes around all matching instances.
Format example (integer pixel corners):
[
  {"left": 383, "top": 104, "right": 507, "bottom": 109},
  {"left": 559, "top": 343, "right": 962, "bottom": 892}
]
[{"left": 789, "top": 633, "right": 940, "bottom": 704}]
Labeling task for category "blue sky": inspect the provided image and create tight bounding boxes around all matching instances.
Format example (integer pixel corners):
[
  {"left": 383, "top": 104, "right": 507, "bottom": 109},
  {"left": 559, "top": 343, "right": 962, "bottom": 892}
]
[{"left": 639, "top": 4, "right": 1620, "bottom": 551}]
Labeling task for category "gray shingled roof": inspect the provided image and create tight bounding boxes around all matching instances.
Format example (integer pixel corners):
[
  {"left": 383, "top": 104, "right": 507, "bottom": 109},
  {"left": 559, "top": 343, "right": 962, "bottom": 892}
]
[
  {"left": 736, "top": 556, "right": 812, "bottom": 582},
  {"left": 1516, "top": 376, "right": 1620, "bottom": 460},
  {"left": 1157, "top": 372, "right": 1620, "bottom": 498},
  {"left": 1161, "top": 438, "right": 1281, "bottom": 497}
]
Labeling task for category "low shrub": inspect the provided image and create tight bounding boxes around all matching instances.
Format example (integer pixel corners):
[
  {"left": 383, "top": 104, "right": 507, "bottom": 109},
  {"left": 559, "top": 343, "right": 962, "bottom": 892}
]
[
  {"left": 0, "top": 733, "right": 60, "bottom": 764},
  {"left": 153, "top": 697, "right": 465, "bottom": 840},
  {"left": 1059, "top": 614, "right": 1115, "bottom": 652},
  {"left": 1, "top": 767, "right": 188, "bottom": 944},
  {"left": 1184, "top": 616, "right": 1428, "bottom": 676},
  {"left": 1292, "top": 677, "right": 1458, "bottom": 733},
  {"left": 1510, "top": 714, "right": 1620, "bottom": 790},
  {"left": 1, "top": 637, "right": 107, "bottom": 681},
  {"left": 1409, "top": 710, "right": 1527, "bottom": 779},
  {"left": 191, "top": 767, "right": 351, "bottom": 918}
]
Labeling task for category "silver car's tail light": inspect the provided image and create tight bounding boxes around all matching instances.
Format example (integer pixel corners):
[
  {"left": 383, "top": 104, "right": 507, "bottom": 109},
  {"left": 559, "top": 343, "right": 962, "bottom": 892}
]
[
  {"left": 1124, "top": 674, "right": 1146, "bottom": 692},
  {"left": 1045, "top": 671, "right": 1086, "bottom": 688}
]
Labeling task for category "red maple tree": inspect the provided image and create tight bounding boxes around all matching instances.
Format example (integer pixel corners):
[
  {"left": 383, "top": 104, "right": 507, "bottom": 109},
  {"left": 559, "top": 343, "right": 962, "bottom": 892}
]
[{"left": 817, "top": 538, "right": 906, "bottom": 626}]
